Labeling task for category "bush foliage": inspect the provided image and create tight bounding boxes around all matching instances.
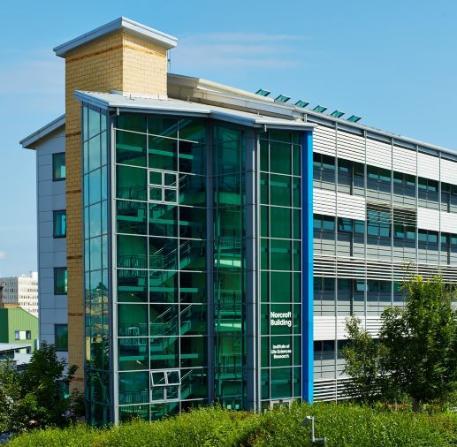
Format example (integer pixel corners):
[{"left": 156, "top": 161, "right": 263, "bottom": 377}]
[{"left": 7, "top": 403, "right": 457, "bottom": 447}]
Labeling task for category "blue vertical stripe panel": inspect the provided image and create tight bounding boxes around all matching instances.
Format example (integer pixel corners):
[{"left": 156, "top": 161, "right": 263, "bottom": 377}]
[{"left": 301, "top": 130, "right": 314, "bottom": 403}]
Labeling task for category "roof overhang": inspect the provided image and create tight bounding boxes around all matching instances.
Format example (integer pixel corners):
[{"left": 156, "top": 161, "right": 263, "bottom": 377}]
[
  {"left": 54, "top": 17, "right": 178, "bottom": 58},
  {"left": 20, "top": 114, "right": 65, "bottom": 150},
  {"left": 74, "top": 90, "right": 314, "bottom": 132}
]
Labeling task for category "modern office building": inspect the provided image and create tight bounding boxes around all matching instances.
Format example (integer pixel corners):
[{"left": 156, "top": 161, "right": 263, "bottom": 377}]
[
  {"left": 0, "top": 272, "right": 39, "bottom": 317},
  {"left": 0, "top": 306, "right": 39, "bottom": 352},
  {"left": 21, "top": 17, "right": 457, "bottom": 424}
]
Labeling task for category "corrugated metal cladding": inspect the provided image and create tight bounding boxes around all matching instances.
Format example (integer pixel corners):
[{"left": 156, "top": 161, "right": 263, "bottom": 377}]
[
  {"left": 314, "top": 316, "right": 382, "bottom": 341},
  {"left": 313, "top": 125, "right": 457, "bottom": 187},
  {"left": 313, "top": 189, "right": 366, "bottom": 221}
]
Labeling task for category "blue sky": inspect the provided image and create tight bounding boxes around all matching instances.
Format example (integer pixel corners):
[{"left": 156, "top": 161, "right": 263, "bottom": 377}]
[{"left": 1, "top": 0, "right": 456, "bottom": 275}]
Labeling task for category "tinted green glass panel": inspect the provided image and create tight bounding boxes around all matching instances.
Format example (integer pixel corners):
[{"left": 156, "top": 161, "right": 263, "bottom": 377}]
[
  {"left": 181, "top": 368, "right": 207, "bottom": 399},
  {"left": 148, "top": 135, "right": 177, "bottom": 171},
  {"left": 116, "top": 130, "right": 147, "bottom": 167},
  {"left": 181, "top": 239, "right": 205, "bottom": 271},
  {"left": 88, "top": 107, "right": 101, "bottom": 139},
  {"left": 149, "top": 270, "right": 178, "bottom": 303},
  {"left": 179, "top": 175, "right": 205, "bottom": 206},
  {"left": 88, "top": 169, "right": 101, "bottom": 205},
  {"left": 270, "top": 239, "right": 292, "bottom": 270},
  {"left": 118, "top": 304, "right": 148, "bottom": 336},
  {"left": 149, "top": 203, "right": 177, "bottom": 237},
  {"left": 119, "top": 372, "right": 148, "bottom": 404},
  {"left": 117, "top": 270, "right": 148, "bottom": 303},
  {"left": 179, "top": 207, "right": 205, "bottom": 239},
  {"left": 119, "top": 338, "right": 148, "bottom": 370},
  {"left": 119, "top": 405, "right": 149, "bottom": 422},
  {"left": 270, "top": 174, "right": 291, "bottom": 207},
  {"left": 150, "top": 304, "right": 179, "bottom": 336},
  {"left": 180, "top": 271, "right": 206, "bottom": 303},
  {"left": 149, "top": 237, "right": 178, "bottom": 270},
  {"left": 117, "top": 235, "right": 147, "bottom": 269},
  {"left": 180, "top": 305, "right": 207, "bottom": 335},
  {"left": 150, "top": 336, "right": 179, "bottom": 369},
  {"left": 117, "top": 113, "right": 147, "bottom": 133},
  {"left": 181, "top": 337, "right": 206, "bottom": 367},
  {"left": 271, "top": 272, "right": 292, "bottom": 303},
  {"left": 260, "top": 173, "right": 269, "bottom": 204},
  {"left": 116, "top": 165, "right": 147, "bottom": 201},
  {"left": 260, "top": 140, "right": 269, "bottom": 171},
  {"left": 271, "top": 207, "right": 291, "bottom": 238},
  {"left": 271, "top": 367, "right": 293, "bottom": 398},
  {"left": 270, "top": 141, "right": 291, "bottom": 175},
  {"left": 117, "top": 200, "right": 147, "bottom": 235}
]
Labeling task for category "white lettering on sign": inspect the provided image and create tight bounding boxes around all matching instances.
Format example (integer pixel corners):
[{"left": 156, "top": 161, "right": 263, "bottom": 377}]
[
  {"left": 270, "top": 311, "right": 292, "bottom": 328},
  {"left": 271, "top": 343, "right": 292, "bottom": 360}
]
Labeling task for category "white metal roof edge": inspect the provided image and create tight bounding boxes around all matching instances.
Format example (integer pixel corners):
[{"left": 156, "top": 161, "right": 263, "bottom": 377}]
[
  {"left": 54, "top": 17, "right": 177, "bottom": 57},
  {"left": 168, "top": 73, "right": 457, "bottom": 156},
  {"left": 74, "top": 91, "right": 313, "bottom": 130},
  {"left": 20, "top": 114, "right": 65, "bottom": 149}
]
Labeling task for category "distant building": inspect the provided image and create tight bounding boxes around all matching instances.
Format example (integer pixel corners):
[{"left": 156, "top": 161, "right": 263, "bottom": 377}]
[
  {"left": 0, "top": 306, "right": 39, "bottom": 352},
  {"left": 0, "top": 272, "right": 39, "bottom": 317},
  {"left": 0, "top": 343, "right": 33, "bottom": 366}
]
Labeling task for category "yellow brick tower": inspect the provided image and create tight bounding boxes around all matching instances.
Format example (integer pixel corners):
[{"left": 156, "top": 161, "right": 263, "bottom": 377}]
[{"left": 54, "top": 18, "right": 177, "bottom": 388}]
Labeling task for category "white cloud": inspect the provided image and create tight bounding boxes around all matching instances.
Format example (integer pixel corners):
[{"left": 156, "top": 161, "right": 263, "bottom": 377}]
[
  {"left": 171, "top": 32, "right": 310, "bottom": 72},
  {"left": 0, "top": 251, "right": 7, "bottom": 260}
]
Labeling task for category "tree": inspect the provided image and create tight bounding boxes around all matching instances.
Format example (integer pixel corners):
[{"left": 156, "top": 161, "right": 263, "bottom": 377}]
[
  {"left": 0, "top": 343, "right": 83, "bottom": 432},
  {"left": 342, "top": 317, "right": 385, "bottom": 405},
  {"left": 343, "top": 275, "right": 457, "bottom": 410}
]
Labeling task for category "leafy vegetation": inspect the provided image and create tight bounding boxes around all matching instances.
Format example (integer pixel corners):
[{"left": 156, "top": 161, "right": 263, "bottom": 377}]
[
  {"left": 6, "top": 403, "right": 457, "bottom": 447},
  {"left": 344, "top": 275, "right": 457, "bottom": 410},
  {"left": 0, "top": 343, "right": 83, "bottom": 433}
]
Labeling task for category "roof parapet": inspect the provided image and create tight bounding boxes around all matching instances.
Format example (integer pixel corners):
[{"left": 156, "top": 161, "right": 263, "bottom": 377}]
[{"left": 53, "top": 17, "right": 178, "bottom": 57}]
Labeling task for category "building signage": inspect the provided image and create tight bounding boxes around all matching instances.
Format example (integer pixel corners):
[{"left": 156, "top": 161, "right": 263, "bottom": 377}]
[
  {"left": 270, "top": 311, "right": 292, "bottom": 361},
  {"left": 270, "top": 311, "right": 292, "bottom": 328}
]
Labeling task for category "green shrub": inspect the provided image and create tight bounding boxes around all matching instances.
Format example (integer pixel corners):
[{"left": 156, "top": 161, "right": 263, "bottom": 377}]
[{"left": 7, "top": 403, "right": 457, "bottom": 447}]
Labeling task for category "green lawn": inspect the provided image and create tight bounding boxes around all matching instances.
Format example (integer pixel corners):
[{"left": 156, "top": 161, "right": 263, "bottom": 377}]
[{"left": 6, "top": 403, "right": 457, "bottom": 447}]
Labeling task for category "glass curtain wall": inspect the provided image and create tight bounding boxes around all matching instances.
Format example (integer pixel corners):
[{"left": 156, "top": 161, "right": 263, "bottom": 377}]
[
  {"left": 82, "top": 105, "right": 110, "bottom": 425},
  {"left": 259, "top": 130, "right": 302, "bottom": 408},
  {"left": 213, "top": 124, "right": 247, "bottom": 409},
  {"left": 114, "top": 113, "right": 208, "bottom": 421}
]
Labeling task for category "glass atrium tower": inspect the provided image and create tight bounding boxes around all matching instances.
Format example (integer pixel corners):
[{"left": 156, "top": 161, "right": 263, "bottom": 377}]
[{"left": 80, "top": 104, "right": 313, "bottom": 423}]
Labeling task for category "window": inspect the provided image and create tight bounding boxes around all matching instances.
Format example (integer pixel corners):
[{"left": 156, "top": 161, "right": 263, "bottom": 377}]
[
  {"left": 26, "top": 330, "right": 31, "bottom": 340},
  {"left": 54, "top": 267, "right": 67, "bottom": 295},
  {"left": 150, "top": 370, "right": 181, "bottom": 402},
  {"left": 52, "top": 152, "right": 66, "bottom": 181},
  {"left": 55, "top": 324, "right": 68, "bottom": 351},
  {"left": 53, "top": 210, "right": 67, "bottom": 238},
  {"left": 148, "top": 169, "right": 178, "bottom": 204}
]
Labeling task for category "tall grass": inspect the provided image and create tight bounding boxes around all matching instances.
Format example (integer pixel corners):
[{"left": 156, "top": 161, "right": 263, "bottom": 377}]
[{"left": 7, "top": 403, "right": 457, "bottom": 447}]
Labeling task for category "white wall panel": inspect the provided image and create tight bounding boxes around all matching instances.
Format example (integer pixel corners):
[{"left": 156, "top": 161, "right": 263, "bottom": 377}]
[
  {"left": 417, "top": 207, "right": 440, "bottom": 232},
  {"left": 313, "top": 125, "right": 336, "bottom": 156},
  {"left": 366, "top": 138, "right": 391, "bottom": 170},
  {"left": 440, "top": 212, "right": 457, "bottom": 234},
  {"left": 441, "top": 158, "right": 457, "bottom": 186},
  {"left": 314, "top": 317, "right": 382, "bottom": 340},
  {"left": 337, "top": 193, "right": 366, "bottom": 221},
  {"left": 393, "top": 145, "right": 416, "bottom": 176},
  {"left": 314, "top": 189, "right": 366, "bottom": 220},
  {"left": 314, "top": 188, "right": 336, "bottom": 216},
  {"left": 418, "top": 152, "right": 440, "bottom": 181},
  {"left": 337, "top": 130, "right": 365, "bottom": 164}
]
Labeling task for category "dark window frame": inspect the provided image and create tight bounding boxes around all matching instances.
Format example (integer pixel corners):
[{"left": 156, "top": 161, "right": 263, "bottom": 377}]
[{"left": 52, "top": 152, "right": 66, "bottom": 181}]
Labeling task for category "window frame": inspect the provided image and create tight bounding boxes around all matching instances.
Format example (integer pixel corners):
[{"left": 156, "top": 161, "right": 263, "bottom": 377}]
[
  {"left": 53, "top": 210, "right": 67, "bottom": 238},
  {"left": 54, "top": 267, "right": 68, "bottom": 295},
  {"left": 52, "top": 152, "right": 66, "bottom": 182},
  {"left": 54, "top": 324, "right": 68, "bottom": 352}
]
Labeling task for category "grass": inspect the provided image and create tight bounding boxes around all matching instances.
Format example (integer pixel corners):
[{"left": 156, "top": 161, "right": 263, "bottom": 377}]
[{"left": 6, "top": 402, "right": 457, "bottom": 447}]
